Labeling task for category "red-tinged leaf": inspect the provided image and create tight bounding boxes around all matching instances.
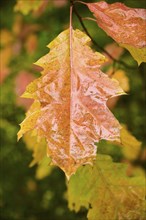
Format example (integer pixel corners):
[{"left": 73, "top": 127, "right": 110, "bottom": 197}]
[
  {"left": 15, "top": 71, "right": 36, "bottom": 109},
  {"left": 0, "top": 29, "right": 14, "bottom": 84},
  {"left": 102, "top": 43, "right": 124, "bottom": 67},
  {"left": 25, "top": 34, "right": 38, "bottom": 54},
  {"left": 18, "top": 29, "right": 124, "bottom": 178},
  {"left": 87, "top": 1, "right": 146, "bottom": 64},
  {"left": 53, "top": 0, "right": 67, "bottom": 8}
]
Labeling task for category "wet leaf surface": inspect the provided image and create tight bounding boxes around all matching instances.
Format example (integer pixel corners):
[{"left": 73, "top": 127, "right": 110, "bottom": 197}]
[
  {"left": 18, "top": 29, "right": 124, "bottom": 178},
  {"left": 87, "top": 1, "right": 146, "bottom": 64}
]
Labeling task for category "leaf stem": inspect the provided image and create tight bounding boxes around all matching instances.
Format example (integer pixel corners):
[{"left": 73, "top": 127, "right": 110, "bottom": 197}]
[
  {"left": 73, "top": 0, "right": 86, "bottom": 5},
  {"left": 70, "top": 3, "right": 73, "bottom": 70},
  {"left": 69, "top": 2, "right": 74, "bottom": 165}
]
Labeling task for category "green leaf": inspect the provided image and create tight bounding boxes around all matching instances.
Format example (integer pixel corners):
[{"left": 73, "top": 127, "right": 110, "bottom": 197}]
[
  {"left": 120, "top": 126, "right": 142, "bottom": 160},
  {"left": 68, "top": 155, "right": 145, "bottom": 220},
  {"left": 120, "top": 44, "right": 146, "bottom": 66},
  {"left": 14, "top": 0, "right": 44, "bottom": 15}
]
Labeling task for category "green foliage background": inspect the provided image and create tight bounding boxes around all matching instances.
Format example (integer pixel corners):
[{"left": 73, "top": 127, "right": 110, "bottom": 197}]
[{"left": 0, "top": 0, "right": 145, "bottom": 219}]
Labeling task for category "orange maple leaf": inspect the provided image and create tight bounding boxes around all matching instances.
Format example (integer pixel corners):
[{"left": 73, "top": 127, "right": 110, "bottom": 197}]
[
  {"left": 18, "top": 29, "right": 124, "bottom": 178},
  {"left": 87, "top": 1, "right": 146, "bottom": 64}
]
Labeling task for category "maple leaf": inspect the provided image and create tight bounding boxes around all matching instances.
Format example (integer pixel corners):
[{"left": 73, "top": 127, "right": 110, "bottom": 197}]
[
  {"left": 104, "top": 43, "right": 124, "bottom": 61},
  {"left": 107, "top": 69, "right": 130, "bottom": 109},
  {"left": 87, "top": 1, "right": 146, "bottom": 65},
  {"left": 23, "top": 127, "right": 47, "bottom": 167},
  {"left": 102, "top": 43, "right": 124, "bottom": 67},
  {"left": 18, "top": 29, "right": 124, "bottom": 178},
  {"left": 0, "top": 29, "right": 13, "bottom": 83},
  {"left": 25, "top": 34, "right": 38, "bottom": 54},
  {"left": 111, "top": 70, "right": 130, "bottom": 93},
  {"left": 24, "top": 130, "right": 53, "bottom": 179},
  {"left": 24, "top": 126, "right": 53, "bottom": 179},
  {"left": 119, "top": 126, "right": 142, "bottom": 160},
  {"left": 15, "top": 71, "right": 35, "bottom": 109},
  {"left": 14, "top": 0, "right": 46, "bottom": 15},
  {"left": 53, "top": 0, "right": 67, "bottom": 8},
  {"left": 68, "top": 155, "right": 146, "bottom": 220},
  {"left": 35, "top": 157, "right": 53, "bottom": 180},
  {"left": 14, "top": 0, "right": 67, "bottom": 15},
  {"left": 96, "top": 125, "right": 142, "bottom": 164}
]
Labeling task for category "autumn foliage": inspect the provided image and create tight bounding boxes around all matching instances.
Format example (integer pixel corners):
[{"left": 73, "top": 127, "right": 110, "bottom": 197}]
[
  {"left": 87, "top": 1, "right": 146, "bottom": 65},
  {"left": 1, "top": 0, "right": 146, "bottom": 220},
  {"left": 18, "top": 29, "right": 125, "bottom": 177}
]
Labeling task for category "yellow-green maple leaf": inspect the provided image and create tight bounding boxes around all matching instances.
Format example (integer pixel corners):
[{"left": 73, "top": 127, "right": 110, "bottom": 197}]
[
  {"left": 14, "top": 0, "right": 44, "bottom": 15},
  {"left": 120, "top": 44, "right": 146, "bottom": 65},
  {"left": 23, "top": 127, "right": 52, "bottom": 179},
  {"left": 120, "top": 126, "right": 142, "bottom": 160},
  {"left": 68, "top": 155, "right": 146, "bottom": 220}
]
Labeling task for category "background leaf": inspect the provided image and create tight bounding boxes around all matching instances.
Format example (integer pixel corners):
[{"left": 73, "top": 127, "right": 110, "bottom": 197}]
[
  {"left": 87, "top": 1, "right": 146, "bottom": 64},
  {"left": 14, "top": 0, "right": 46, "bottom": 15},
  {"left": 68, "top": 155, "right": 146, "bottom": 220},
  {"left": 120, "top": 126, "right": 142, "bottom": 160}
]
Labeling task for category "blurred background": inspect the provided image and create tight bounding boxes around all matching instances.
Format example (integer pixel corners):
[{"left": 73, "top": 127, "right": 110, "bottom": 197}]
[{"left": 0, "top": 0, "right": 146, "bottom": 219}]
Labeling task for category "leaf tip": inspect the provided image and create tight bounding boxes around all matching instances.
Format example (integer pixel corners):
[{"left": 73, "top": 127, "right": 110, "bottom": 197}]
[{"left": 17, "top": 131, "right": 22, "bottom": 141}]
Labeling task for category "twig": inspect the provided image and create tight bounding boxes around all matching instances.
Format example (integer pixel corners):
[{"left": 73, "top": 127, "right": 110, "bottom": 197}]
[
  {"left": 73, "top": 4, "right": 137, "bottom": 70},
  {"left": 73, "top": 0, "right": 86, "bottom": 5},
  {"left": 82, "top": 17, "right": 97, "bottom": 22}
]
